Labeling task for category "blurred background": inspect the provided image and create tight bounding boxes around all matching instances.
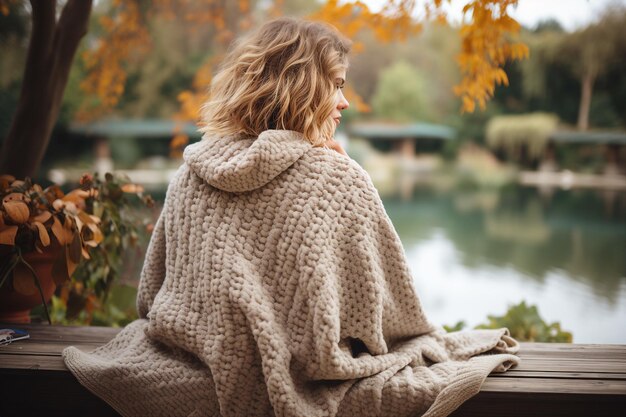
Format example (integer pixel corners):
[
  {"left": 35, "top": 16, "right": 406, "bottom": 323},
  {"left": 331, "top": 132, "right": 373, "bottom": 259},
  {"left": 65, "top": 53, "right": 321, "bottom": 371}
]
[{"left": 1, "top": 0, "right": 625, "bottom": 343}]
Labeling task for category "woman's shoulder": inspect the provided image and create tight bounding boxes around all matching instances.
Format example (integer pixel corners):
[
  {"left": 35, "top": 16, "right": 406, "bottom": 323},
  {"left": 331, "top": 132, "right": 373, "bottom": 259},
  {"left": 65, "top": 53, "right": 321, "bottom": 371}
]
[
  {"left": 298, "top": 146, "right": 375, "bottom": 190},
  {"left": 295, "top": 147, "right": 382, "bottom": 210}
]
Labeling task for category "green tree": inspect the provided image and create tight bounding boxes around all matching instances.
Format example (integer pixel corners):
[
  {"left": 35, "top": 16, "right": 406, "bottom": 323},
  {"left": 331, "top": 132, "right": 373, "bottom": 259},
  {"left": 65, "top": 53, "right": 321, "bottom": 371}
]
[
  {"left": 559, "top": 6, "right": 626, "bottom": 130},
  {"left": 0, "top": 0, "right": 529, "bottom": 178},
  {"left": 371, "top": 60, "right": 432, "bottom": 122}
]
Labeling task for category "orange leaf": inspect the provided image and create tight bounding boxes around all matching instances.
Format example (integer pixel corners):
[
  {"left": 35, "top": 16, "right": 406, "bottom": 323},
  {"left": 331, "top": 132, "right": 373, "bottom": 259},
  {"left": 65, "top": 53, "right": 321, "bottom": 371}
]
[
  {"left": 0, "top": 224, "right": 18, "bottom": 245},
  {"left": 3, "top": 201, "right": 30, "bottom": 224},
  {"left": 121, "top": 183, "right": 144, "bottom": 193},
  {"left": 51, "top": 216, "right": 65, "bottom": 245},
  {"left": 2, "top": 192, "right": 26, "bottom": 204},
  {"left": 68, "top": 232, "right": 82, "bottom": 264},
  {"left": 77, "top": 211, "right": 96, "bottom": 225},
  {"left": 63, "top": 189, "right": 90, "bottom": 203},
  {"left": 66, "top": 247, "right": 78, "bottom": 278},
  {"left": 32, "top": 221, "right": 50, "bottom": 247},
  {"left": 63, "top": 216, "right": 75, "bottom": 245},
  {"left": 32, "top": 211, "right": 52, "bottom": 223}
]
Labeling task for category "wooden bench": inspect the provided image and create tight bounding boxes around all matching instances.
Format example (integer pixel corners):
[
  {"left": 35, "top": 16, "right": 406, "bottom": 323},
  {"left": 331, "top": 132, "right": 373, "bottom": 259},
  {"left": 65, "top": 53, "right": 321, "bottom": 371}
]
[{"left": 0, "top": 323, "right": 625, "bottom": 417}]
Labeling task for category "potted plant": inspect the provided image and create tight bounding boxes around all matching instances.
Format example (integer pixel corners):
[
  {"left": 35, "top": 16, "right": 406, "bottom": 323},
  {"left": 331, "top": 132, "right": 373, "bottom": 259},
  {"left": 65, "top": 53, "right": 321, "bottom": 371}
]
[
  {"left": 0, "top": 174, "right": 102, "bottom": 323},
  {"left": 0, "top": 173, "right": 154, "bottom": 324},
  {"left": 50, "top": 172, "right": 155, "bottom": 326}
]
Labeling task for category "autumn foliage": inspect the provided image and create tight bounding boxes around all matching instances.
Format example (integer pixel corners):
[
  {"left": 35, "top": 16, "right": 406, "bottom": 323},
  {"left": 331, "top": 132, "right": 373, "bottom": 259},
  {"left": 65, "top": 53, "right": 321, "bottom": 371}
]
[
  {"left": 0, "top": 0, "right": 528, "bottom": 161},
  {"left": 76, "top": 0, "right": 526, "bottom": 126}
]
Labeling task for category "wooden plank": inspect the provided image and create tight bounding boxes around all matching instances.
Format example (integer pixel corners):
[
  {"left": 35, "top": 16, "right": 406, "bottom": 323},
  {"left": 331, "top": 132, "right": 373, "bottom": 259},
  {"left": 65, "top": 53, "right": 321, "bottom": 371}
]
[
  {"left": 0, "top": 340, "right": 107, "bottom": 355},
  {"left": 0, "top": 322, "right": 121, "bottom": 343},
  {"left": 512, "top": 359, "right": 626, "bottom": 373},
  {"left": 519, "top": 342, "right": 626, "bottom": 352},
  {"left": 0, "top": 353, "right": 69, "bottom": 371},
  {"left": 490, "top": 371, "right": 626, "bottom": 380},
  {"left": 1, "top": 324, "right": 625, "bottom": 417},
  {"left": 480, "top": 376, "right": 626, "bottom": 395}
]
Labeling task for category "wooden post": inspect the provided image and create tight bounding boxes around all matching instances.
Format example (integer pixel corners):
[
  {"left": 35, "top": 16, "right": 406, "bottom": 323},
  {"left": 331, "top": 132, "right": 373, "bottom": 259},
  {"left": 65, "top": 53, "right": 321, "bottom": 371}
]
[
  {"left": 94, "top": 136, "right": 113, "bottom": 176},
  {"left": 400, "top": 138, "right": 415, "bottom": 159}
]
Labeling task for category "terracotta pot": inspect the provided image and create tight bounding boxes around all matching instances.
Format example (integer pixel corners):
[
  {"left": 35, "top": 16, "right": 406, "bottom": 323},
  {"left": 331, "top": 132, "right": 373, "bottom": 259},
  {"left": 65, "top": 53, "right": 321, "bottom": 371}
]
[{"left": 0, "top": 249, "right": 60, "bottom": 323}]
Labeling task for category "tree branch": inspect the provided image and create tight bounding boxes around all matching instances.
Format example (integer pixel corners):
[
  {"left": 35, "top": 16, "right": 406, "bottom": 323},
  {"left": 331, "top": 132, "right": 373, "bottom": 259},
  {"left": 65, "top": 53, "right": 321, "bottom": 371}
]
[
  {"left": 0, "top": 0, "right": 94, "bottom": 178},
  {"left": 22, "top": 0, "right": 56, "bottom": 89},
  {"left": 51, "top": 0, "right": 93, "bottom": 104}
]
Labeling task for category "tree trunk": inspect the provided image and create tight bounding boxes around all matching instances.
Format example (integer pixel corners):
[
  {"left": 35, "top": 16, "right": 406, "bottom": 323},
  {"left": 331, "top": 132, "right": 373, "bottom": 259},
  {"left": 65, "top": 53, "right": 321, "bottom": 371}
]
[
  {"left": 577, "top": 72, "right": 595, "bottom": 131},
  {"left": 0, "top": 0, "right": 93, "bottom": 179}
]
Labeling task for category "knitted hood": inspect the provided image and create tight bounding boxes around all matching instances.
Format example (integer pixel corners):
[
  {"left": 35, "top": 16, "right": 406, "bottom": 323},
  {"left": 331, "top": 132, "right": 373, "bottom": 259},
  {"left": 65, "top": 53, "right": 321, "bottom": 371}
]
[{"left": 182, "top": 130, "right": 313, "bottom": 192}]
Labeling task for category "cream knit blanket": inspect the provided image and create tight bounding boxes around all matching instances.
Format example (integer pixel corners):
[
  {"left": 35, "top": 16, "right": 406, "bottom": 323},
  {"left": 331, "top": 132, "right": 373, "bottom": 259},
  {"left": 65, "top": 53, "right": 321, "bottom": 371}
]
[{"left": 63, "top": 130, "right": 520, "bottom": 417}]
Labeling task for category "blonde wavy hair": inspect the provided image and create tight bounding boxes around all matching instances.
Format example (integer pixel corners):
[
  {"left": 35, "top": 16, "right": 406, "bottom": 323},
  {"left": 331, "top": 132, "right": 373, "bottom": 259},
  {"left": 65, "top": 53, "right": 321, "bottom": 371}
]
[{"left": 198, "top": 17, "right": 351, "bottom": 146}]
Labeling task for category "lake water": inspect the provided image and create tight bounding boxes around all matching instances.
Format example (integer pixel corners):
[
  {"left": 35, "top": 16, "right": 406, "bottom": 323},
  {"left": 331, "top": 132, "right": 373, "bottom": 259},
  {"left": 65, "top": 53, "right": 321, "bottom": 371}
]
[
  {"left": 382, "top": 185, "right": 626, "bottom": 344},
  {"left": 123, "top": 180, "right": 625, "bottom": 343}
]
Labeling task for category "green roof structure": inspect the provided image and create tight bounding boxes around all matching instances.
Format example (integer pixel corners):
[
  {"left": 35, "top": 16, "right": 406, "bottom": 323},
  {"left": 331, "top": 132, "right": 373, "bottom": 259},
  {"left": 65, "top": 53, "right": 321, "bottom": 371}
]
[
  {"left": 550, "top": 130, "right": 626, "bottom": 145},
  {"left": 69, "top": 119, "right": 202, "bottom": 140},
  {"left": 348, "top": 122, "right": 456, "bottom": 141}
]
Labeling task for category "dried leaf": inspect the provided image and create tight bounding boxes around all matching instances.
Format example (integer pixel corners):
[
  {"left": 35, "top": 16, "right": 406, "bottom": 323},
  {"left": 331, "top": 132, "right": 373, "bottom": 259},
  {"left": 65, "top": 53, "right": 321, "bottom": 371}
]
[
  {"left": 63, "top": 189, "right": 90, "bottom": 203},
  {"left": 69, "top": 232, "right": 82, "bottom": 263},
  {"left": 52, "top": 199, "right": 64, "bottom": 211},
  {"left": 51, "top": 216, "right": 65, "bottom": 245},
  {"left": 75, "top": 214, "right": 83, "bottom": 232},
  {"left": 91, "top": 224, "right": 104, "bottom": 244},
  {"left": 121, "top": 183, "right": 144, "bottom": 193},
  {"left": 2, "top": 192, "right": 26, "bottom": 204},
  {"left": 66, "top": 247, "right": 78, "bottom": 278},
  {"left": 0, "top": 224, "right": 18, "bottom": 245},
  {"left": 3, "top": 201, "right": 30, "bottom": 224},
  {"left": 33, "top": 221, "right": 50, "bottom": 247},
  {"left": 45, "top": 185, "right": 65, "bottom": 201},
  {"left": 52, "top": 249, "right": 69, "bottom": 285},
  {"left": 78, "top": 211, "right": 96, "bottom": 225},
  {"left": 32, "top": 211, "right": 52, "bottom": 223},
  {"left": 63, "top": 216, "right": 74, "bottom": 245},
  {"left": 12, "top": 262, "right": 37, "bottom": 296}
]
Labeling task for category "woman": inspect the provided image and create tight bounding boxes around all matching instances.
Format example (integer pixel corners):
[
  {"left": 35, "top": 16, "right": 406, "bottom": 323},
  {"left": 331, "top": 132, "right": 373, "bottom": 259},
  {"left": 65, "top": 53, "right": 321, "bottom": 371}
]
[{"left": 64, "top": 17, "right": 519, "bottom": 417}]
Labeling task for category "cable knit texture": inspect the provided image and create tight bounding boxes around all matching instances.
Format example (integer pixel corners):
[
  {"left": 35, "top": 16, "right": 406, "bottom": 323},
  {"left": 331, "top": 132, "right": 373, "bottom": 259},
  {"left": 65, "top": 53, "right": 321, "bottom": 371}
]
[{"left": 62, "top": 129, "right": 520, "bottom": 417}]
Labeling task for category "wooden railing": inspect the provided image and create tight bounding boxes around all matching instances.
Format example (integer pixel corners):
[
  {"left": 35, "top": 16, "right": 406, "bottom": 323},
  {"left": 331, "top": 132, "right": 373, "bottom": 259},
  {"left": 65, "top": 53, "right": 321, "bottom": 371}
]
[{"left": 0, "top": 323, "right": 624, "bottom": 417}]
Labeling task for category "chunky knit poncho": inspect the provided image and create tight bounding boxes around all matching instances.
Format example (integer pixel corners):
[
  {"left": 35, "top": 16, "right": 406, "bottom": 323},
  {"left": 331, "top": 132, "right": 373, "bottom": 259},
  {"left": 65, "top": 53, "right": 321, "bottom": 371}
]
[{"left": 63, "top": 130, "right": 520, "bottom": 417}]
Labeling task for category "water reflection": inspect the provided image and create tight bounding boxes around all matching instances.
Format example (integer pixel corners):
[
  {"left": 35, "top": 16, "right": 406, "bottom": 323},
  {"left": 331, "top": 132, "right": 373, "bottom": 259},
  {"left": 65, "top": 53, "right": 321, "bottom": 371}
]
[{"left": 382, "top": 185, "right": 626, "bottom": 343}]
